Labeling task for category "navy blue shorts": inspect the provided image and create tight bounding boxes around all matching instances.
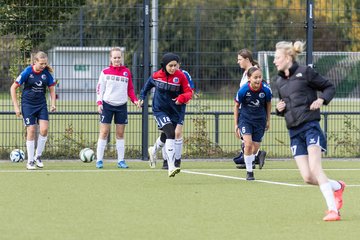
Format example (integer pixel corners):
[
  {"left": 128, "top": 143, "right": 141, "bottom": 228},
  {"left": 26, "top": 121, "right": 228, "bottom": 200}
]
[
  {"left": 290, "top": 126, "right": 327, "bottom": 157},
  {"left": 21, "top": 103, "right": 49, "bottom": 126},
  {"left": 178, "top": 105, "right": 186, "bottom": 125},
  {"left": 153, "top": 111, "right": 180, "bottom": 129},
  {"left": 238, "top": 120, "right": 265, "bottom": 142},
  {"left": 100, "top": 102, "right": 128, "bottom": 124}
]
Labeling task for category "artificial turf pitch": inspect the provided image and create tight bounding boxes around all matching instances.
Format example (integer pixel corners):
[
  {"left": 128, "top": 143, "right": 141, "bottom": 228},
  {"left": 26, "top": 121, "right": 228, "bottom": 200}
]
[{"left": 0, "top": 160, "right": 359, "bottom": 240}]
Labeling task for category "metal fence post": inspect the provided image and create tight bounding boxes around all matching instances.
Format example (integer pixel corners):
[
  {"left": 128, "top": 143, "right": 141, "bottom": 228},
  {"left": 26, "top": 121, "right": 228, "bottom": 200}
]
[
  {"left": 215, "top": 113, "right": 219, "bottom": 145},
  {"left": 306, "top": 0, "right": 314, "bottom": 67},
  {"left": 142, "top": 0, "right": 150, "bottom": 160}
]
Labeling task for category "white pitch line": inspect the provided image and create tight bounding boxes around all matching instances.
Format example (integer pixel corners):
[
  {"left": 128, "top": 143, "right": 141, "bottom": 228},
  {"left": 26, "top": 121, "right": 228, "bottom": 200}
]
[
  {"left": 182, "top": 170, "right": 304, "bottom": 187},
  {"left": 1, "top": 168, "right": 360, "bottom": 187},
  {"left": 0, "top": 169, "right": 162, "bottom": 173}
]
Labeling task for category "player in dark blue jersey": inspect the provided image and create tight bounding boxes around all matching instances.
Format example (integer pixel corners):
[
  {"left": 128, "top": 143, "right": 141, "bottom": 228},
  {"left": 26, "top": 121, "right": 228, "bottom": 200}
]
[
  {"left": 234, "top": 67, "right": 272, "bottom": 180},
  {"left": 233, "top": 49, "right": 267, "bottom": 170},
  {"left": 139, "top": 53, "right": 193, "bottom": 177},
  {"left": 148, "top": 64, "right": 195, "bottom": 170},
  {"left": 10, "top": 51, "right": 56, "bottom": 170}
]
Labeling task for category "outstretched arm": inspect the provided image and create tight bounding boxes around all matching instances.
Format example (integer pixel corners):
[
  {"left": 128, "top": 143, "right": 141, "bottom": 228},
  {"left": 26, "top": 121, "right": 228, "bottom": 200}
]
[{"left": 138, "top": 76, "right": 155, "bottom": 106}]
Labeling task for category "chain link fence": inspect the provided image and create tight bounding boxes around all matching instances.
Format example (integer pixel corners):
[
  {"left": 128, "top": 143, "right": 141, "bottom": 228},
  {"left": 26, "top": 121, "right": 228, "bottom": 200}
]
[{"left": 1, "top": 0, "right": 359, "bottom": 159}]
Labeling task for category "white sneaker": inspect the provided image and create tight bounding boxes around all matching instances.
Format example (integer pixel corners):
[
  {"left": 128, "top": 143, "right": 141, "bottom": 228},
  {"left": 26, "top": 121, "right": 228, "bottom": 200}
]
[
  {"left": 168, "top": 168, "right": 181, "bottom": 177},
  {"left": 34, "top": 156, "right": 44, "bottom": 168},
  {"left": 148, "top": 147, "right": 156, "bottom": 168},
  {"left": 26, "top": 161, "right": 36, "bottom": 170}
]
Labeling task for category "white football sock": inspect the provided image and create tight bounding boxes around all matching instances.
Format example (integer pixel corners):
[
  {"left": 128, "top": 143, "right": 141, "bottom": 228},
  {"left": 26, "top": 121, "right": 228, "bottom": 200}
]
[
  {"left": 175, "top": 138, "right": 183, "bottom": 160},
  {"left": 165, "top": 139, "right": 175, "bottom": 171},
  {"left": 96, "top": 138, "right": 107, "bottom": 161},
  {"left": 320, "top": 182, "right": 338, "bottom": 212},
  {"left": 26, "top": 140, "right": 35, "bottom": 163},
  {"left": 116, "top": 138, "right": 125, "bottom": 161},
  {"left": 244, "top": 154, "right": 255, "bottom": 172},
  {"left": 153, "top": 137, "right": 165, "bottom": 154},
  {"left": 328, "top": 179, "right": 341, "bottom": 191},
  {"left": 35, "top": 134, "right": 47, "bottom": 157},
  {"left": 161, "top": 145, "right": 167, "bottom": 160}
]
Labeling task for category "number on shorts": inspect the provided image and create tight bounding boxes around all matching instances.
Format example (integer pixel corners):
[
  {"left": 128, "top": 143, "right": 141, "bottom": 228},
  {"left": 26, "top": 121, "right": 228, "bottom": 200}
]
[
  {"left": 241, "top": 126, "right": 246, "bottom": 134},
  {"left": 291, "top": 145, "right": 297, "bottom": 156},
  {"left": 163, "top": 116, "right": 171, "bottom": 123}
]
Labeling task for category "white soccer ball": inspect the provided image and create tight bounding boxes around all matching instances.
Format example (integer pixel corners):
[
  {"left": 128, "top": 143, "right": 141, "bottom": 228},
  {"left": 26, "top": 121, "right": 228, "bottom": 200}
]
[
  {"left": 10, "top": 149, "right": 25, "bottom": 162},
  {"left": 79, "top": 148, "right": 95, "bottom": 163}
]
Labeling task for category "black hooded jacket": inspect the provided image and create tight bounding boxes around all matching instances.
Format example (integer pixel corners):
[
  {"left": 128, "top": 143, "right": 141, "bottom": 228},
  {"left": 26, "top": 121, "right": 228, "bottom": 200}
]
[{"left": 275, "top": 62, "right": 335, "bottom": 129}]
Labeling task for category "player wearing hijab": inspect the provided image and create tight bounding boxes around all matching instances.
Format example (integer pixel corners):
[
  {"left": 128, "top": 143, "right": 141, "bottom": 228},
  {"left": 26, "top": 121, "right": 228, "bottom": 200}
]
[
  {"left": 138, "top": 53, "right": 193, "bottom": 177},
  {"left": 149, "top": 63, "right": 195, "bottom": 170}
]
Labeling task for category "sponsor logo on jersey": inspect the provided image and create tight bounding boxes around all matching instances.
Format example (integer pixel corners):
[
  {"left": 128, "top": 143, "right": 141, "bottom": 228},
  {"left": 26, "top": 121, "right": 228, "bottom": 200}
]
[
  {"left": 250, "top": 99, "right": 260, "bottom": 107},
  {"left": 246, "top": 92, "right": 251, "bottom": 97},
  {"left": 29, "top": 74, "right": 34, "bottom": 79},
  {"left": 34, "top": 81, "right": 43, "bottom": 87}
]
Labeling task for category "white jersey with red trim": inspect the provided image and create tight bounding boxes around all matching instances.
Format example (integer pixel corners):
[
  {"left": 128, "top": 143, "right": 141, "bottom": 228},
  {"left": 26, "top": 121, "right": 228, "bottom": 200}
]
[{"left": 96, "top": 65, "right": 137, "bottom": 106}]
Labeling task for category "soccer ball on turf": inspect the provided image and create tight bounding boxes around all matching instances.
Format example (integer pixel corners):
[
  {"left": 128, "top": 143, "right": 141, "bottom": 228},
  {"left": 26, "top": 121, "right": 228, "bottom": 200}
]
[
  {"left": 79, "top": 148, "right": 95, "bottom": 163},
  {"left": 10, "top": 149, "right": 25, "bottom": 162}
]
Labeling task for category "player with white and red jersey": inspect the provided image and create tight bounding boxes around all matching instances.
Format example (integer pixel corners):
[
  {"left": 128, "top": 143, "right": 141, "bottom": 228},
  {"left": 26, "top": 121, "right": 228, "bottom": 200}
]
[{"left": 95, "top": 47, "right": 139, "bottom": 169}]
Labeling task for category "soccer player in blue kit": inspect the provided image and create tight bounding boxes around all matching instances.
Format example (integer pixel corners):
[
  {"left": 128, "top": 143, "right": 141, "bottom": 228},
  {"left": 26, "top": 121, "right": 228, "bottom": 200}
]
[
  {"left": 148, "top": 63, "right": 195, "bottom": 170},
  {"left": 138, "top": 53, "right": 193, "bottom": 177},
  {"left": 233, "top": 49, "right": 267, "bottom": 169},
  {"left": 234, "top": 66, "right": 272, "bottom": 180},
  {"left": 10, "top": 51, "right": 56, "bottom": 170}
]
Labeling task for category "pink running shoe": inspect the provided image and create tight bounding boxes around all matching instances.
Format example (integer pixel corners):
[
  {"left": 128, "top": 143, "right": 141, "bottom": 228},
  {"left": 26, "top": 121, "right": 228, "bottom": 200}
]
[
  {"left": 323, "top": 210, "right": 341, "bottom": 221},
  {"left": 334, "top": 181, "right": 346, "bottom": 211}
]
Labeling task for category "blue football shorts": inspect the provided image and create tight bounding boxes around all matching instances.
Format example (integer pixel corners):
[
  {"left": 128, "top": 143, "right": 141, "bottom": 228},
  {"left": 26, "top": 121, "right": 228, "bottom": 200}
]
[
  {"left": 153, "top": 111, "right": 180, "bottom": 129},
  {"left": 290, "top": 126, "right": 327, "bottom": 157},
  {"left": 21, "top": 103, "right": 49, "bottom": 126},
  {"left": 100, "top": 101, "right": 128, "bottom": 124},
  {"left": 177, "top": 104, "right": 187, "bottom": 125},
  {"left": 238, "top": 120, "right": 265, "bottom": 143}
]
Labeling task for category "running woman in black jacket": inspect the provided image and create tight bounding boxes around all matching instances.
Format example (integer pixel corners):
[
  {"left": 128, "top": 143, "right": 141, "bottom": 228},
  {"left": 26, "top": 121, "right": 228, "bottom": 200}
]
[{"left": 274, "top": 41, "right": 345, "bottom": 221}]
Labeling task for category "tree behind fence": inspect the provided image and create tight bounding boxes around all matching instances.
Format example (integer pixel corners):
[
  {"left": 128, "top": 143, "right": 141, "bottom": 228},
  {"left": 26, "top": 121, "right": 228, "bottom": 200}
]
[{"left": 0, "top": 0, "right": 359, "bottom": 159}]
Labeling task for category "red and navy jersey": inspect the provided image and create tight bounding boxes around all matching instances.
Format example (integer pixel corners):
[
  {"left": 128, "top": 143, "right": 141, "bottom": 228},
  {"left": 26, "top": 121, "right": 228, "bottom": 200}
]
[
  {"left": 140, "top": 69, "right": 192, "bottom": 116},
  {"left": 15, "top": 65, "right": 56, "bottom": 105},
  {"left": 235, "top": 82, "right": 272, "bottom": 123}
]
